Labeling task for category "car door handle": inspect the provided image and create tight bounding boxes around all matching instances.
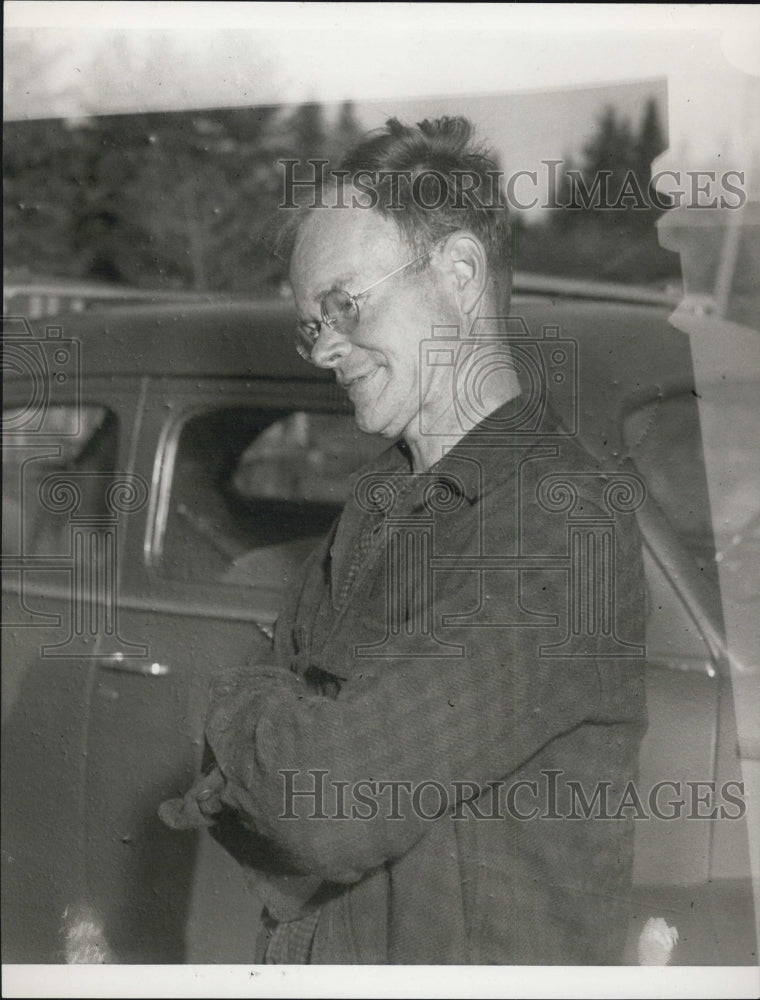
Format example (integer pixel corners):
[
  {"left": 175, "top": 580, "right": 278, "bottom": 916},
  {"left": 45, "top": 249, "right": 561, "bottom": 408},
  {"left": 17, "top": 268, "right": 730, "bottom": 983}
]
[{"left": 97, "top": 652, "right": 170, "bottom": 677}]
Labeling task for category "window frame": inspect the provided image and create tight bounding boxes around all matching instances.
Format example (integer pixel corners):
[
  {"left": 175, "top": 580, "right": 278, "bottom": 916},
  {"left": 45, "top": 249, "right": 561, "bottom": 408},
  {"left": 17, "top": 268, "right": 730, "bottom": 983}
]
[
  {"left": 120, "top": 376, "right": 355, "bottom": 623},
  {"left": 150, "top": 404, "right": 367, "bottom": 586},
  {"left": 1, "top": 379, "right": 138, "bottom": 605}
]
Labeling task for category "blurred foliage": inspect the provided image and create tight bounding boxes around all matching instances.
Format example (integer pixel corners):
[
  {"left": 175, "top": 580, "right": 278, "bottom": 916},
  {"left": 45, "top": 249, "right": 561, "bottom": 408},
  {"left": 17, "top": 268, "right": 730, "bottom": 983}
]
[
  {"left": 4, "top": 101, "right": 363, "bottom": 293},
  {"left": 4, "top": 97, "right": 679, "bottom": 292},
  {"left": 515, "top": 99, "right": 679, "bottom": 284}
]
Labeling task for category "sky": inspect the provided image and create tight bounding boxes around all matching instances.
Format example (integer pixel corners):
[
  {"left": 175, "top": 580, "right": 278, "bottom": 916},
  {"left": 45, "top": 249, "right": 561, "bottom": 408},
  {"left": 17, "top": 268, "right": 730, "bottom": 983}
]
[
  {"left": 354, "top": 80, "right": 668, "bottom": 214},
  {"left": 4, "top": 3, "right": 759, "bottom": 176},
  {"left": 6, "top": 2, "right": 759, "bottom": 209},
  {"left": 3, "top": 4, "right": 758, "bottom": 114},
  {"left": 3, "top": 3, "right": 759, "bottom": 225}
]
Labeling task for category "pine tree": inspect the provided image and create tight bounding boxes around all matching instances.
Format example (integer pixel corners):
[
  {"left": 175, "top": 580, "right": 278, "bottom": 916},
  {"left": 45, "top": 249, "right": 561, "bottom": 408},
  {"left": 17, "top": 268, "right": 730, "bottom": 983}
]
[
  {"left": 287, "top": 103, "right": 328, "bottom": 158},
  {"left": 331, "top": 101, "right": 364, "bottom": 160},
  {"left": 635, "top": 98, "right": 667, "bottom": 183}
]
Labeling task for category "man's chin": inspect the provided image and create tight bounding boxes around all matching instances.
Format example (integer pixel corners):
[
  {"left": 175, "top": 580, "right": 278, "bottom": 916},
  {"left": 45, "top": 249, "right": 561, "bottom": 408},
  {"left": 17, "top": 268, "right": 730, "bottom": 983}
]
[{"left": 353, "top": 407, "right": 398, "bottom": 440}]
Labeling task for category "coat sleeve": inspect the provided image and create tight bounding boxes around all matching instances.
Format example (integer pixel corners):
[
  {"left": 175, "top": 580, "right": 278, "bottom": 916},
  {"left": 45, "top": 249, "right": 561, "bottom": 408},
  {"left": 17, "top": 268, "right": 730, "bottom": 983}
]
[
  {"left": 204, "top": 612, "right": 610, "bottom": 885},
  {"left": 203, "top": 485, "right": 646, "bottom": 886}
]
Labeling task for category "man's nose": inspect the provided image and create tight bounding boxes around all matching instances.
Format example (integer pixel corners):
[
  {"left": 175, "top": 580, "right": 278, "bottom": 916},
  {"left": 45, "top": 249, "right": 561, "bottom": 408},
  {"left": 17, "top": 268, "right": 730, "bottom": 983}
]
[{"left": 310, "top": 326, "right": 353, "bottom": 368}]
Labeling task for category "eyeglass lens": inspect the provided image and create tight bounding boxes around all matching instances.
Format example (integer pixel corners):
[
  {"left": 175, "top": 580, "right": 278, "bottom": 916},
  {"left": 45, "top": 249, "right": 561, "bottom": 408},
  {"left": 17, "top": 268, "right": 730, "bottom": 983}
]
[
  {"left": 322, "top": 289, "right": 360, "bottom": 335},
  {"left": 296, "top": 289, "right": 360, "bottom": 362}
]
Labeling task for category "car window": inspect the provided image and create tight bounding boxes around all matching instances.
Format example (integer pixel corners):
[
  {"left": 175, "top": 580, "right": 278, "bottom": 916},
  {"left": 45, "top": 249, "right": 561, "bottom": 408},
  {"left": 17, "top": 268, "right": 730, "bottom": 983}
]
[
  {"left": 623, "top": 392, "right": 712, "bottom": 561},
  {"left": 623, "top": 383, "right": 760, "bottom": 587},
  {"left": 157, "top": 408, "right": 386, "bottom": 587},
  {"left": 2, "top": 405, "right": 118, "bottom": 558}
]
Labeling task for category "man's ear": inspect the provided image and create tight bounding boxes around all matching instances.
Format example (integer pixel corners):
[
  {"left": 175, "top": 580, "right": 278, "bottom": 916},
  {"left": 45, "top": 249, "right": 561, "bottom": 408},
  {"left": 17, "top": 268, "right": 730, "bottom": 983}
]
[{"left": 438, "top": 232, "right": 488, "bottom": 316}]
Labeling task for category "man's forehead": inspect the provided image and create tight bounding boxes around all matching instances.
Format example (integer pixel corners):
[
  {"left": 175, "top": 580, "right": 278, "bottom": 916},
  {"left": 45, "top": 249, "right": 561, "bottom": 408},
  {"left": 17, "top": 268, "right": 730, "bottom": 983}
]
[{"left": 290, "top": 206, "right": 403, "bottom": 296}]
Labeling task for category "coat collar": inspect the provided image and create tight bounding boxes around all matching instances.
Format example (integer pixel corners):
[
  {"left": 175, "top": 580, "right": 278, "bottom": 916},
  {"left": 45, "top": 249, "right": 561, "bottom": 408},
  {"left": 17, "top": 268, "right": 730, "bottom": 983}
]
[{"left": 346, "top": 393, "right": 564, "bottom": 509}]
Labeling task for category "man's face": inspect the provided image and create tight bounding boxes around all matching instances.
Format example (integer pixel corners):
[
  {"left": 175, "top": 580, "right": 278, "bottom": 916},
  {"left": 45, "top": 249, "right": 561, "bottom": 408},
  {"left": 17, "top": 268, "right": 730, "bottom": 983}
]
[{"left": 289, "top": 205, "right": 456, "bottom": 442}]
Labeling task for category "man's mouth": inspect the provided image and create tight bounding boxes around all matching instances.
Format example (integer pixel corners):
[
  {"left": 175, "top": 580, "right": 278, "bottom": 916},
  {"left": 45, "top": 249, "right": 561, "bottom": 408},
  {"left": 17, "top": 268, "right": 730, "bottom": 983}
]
[{"left": 340, "top": 369, "right": 379, "bottom": 392}]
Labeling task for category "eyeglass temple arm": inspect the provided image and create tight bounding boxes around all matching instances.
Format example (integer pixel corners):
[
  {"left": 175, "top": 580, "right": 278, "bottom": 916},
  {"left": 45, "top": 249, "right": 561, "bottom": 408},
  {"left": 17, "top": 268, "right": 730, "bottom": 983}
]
[{"left": 353, "top": 247, "right": 435, "bottom": 298}]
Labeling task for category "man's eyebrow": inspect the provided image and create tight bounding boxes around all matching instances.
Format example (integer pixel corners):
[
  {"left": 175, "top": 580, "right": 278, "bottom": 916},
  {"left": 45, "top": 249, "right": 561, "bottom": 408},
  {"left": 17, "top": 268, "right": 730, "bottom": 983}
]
[
  {"left": 296, "top": 274, "right": 356, "bottom": 323},
  {"left": 313, "top": 272, "right": 359, "bottom": 302}
]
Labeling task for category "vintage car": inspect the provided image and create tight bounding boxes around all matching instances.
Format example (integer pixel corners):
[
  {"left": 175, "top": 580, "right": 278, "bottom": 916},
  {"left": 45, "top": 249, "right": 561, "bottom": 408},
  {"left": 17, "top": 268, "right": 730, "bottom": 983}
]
[{"left": 2, "top": 284, "right": 757, "bottom": 964}]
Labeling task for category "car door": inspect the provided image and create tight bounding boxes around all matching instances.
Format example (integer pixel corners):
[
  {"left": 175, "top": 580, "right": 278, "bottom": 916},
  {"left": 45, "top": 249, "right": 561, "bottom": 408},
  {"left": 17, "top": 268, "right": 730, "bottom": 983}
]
[
  {"left": 1, "top": 344, "right": 140, "bottom": 962},
  {"left": 622, "top": 380, "right": 759, "bottom": 964},
  {"left": 81, "top": 373, "right": 385, "bottom": 962},
  {"left": 511, "top": 297, "right": 757, "bottom": 963}
]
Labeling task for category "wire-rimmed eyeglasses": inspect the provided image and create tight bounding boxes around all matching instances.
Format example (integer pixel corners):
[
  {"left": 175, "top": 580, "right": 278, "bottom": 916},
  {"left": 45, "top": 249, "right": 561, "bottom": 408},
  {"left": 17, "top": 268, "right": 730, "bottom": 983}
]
[{"left": 295, "top": 246, "right": 436, "bottom": 364}]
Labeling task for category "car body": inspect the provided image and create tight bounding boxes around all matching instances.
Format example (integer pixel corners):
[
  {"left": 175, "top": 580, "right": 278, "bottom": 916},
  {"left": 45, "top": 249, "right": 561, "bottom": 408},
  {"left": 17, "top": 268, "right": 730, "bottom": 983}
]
[{"left": 2, "top": 288, "right": 757, "bottom": 963}]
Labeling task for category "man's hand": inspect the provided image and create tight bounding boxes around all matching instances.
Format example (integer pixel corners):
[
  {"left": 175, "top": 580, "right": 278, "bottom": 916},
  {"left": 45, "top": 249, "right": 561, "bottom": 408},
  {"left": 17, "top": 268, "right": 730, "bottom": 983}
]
[{"left": 158, "top": 766, "right": 226, "bottom": 830}]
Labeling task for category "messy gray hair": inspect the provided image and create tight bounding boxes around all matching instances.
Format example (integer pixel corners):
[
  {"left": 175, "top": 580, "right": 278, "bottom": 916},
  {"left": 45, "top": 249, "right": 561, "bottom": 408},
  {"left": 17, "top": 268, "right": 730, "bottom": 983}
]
[{"left": 275, "top": 116, "right": 512, "bottom": 307}]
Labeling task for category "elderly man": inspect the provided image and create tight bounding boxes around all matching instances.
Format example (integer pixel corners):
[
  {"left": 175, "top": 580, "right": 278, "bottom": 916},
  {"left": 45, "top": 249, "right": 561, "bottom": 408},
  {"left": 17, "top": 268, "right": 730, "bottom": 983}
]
[{"left": 161, "top": 116, "right": 647, "bottom": 964}]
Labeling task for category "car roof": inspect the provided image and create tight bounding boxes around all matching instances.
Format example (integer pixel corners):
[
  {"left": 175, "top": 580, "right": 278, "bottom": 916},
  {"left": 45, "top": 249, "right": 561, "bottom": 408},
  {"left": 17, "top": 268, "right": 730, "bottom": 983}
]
[
  {"left": 26, "top": 298, "right": 329, "bottom": 382},
  {"left": 20, "top": 293, "right": 679, "bottom": 387},
  {"left": 10, "top": 292, "right": 704, "bottom": 546},
  {"left": 20, "top": 293, "right": 694, "bottom": 470}
]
